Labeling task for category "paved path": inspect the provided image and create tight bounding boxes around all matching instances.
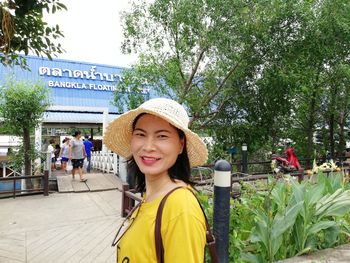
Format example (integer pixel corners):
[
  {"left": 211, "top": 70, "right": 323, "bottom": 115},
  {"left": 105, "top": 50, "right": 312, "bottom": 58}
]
[
  {"left": 55, "top": 172, "right": 121, "bottom": 193},
  {"left": 277, "top": 244, "right": 350, "bottom": 263},
  {"left": 0, "top": 190, "right": 122, "bottom": 263}
]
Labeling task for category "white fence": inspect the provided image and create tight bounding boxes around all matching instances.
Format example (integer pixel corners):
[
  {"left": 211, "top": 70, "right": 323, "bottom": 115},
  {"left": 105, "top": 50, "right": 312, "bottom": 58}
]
[{"left": 91, "top": 151, "right": 127, "bottom": 182}]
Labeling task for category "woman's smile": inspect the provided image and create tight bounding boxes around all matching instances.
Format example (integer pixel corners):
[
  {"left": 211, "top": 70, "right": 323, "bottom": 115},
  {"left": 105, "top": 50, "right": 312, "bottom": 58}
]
[{"left": 140, "top": 156, "right": 161, "bottom": 165}]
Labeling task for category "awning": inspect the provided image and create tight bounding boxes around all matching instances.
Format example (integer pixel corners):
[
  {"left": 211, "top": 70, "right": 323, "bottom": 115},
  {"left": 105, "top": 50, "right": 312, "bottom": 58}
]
[{"left": 43, "top": 112, "right": 118, "bottom": 124}]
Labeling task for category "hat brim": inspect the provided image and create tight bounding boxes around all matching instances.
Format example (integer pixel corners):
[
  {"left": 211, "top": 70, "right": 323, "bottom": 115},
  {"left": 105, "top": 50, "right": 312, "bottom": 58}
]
[{"left": 104, "top": 108, "right": 208, "bottom": 167}]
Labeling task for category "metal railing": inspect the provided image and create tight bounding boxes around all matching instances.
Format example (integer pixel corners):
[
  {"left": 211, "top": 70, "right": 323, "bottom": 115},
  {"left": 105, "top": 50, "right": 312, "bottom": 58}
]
[{"left": 91, "top": 151, "right": 127, "bottom": 180}]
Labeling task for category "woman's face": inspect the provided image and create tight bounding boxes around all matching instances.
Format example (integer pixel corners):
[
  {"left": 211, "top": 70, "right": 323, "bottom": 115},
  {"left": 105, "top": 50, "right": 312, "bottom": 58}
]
[{"left": 131, "top": 114, "right": 184, "bottom": 179}]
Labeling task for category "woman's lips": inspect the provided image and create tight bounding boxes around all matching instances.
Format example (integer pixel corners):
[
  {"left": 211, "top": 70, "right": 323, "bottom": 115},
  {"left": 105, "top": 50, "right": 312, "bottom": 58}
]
[{"left": 141, "top": 156, "right": 160, "bottom": 165}]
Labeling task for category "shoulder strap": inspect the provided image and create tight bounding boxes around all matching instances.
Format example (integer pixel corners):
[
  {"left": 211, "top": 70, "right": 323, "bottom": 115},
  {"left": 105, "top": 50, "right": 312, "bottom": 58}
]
[
  {"left": 155, "top": 187, "right": 183, "bottom": 263},
  {"left": 155, "top": 187, "right": 218, "bottom": 263}
]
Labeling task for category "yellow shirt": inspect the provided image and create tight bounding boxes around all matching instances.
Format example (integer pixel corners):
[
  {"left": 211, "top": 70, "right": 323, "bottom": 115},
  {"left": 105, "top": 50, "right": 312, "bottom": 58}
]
[{"left": 116, "top": 187, "right": 206, "bottom": 262}]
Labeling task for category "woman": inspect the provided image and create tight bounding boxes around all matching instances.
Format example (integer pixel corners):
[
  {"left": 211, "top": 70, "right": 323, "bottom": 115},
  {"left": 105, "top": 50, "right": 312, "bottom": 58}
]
[
  {"left": 69, "top": 131, "right": 87, "bottom": 182},
  {"left": 104, "top": 98, "right": 210, "bottom": 262},
  {"left": 59, "top": 137, "right": 70, "bottom": 172}
]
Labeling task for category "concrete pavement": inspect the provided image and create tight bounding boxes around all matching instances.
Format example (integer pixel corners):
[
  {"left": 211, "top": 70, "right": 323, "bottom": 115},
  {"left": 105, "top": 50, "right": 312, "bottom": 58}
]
[{"left": 0, "top": 190, "right": 122, "bottom": 263}]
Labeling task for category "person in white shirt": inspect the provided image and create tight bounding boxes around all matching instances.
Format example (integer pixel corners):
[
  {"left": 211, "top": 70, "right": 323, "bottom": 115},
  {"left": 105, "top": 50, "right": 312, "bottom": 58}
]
[{"left": 47, "top": 139, "right": 56, "bottom": 171}]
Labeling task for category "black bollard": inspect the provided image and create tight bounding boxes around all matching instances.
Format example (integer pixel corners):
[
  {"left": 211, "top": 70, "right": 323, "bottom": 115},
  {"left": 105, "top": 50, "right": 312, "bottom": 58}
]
[{"left": 213, "top": 159, "right": 231, "bottom": 263}]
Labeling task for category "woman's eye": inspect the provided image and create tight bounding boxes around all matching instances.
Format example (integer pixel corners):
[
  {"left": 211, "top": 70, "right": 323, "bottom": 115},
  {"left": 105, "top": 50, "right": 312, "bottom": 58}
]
[
  {"left": 158, "top": 134, "right": 168, "bottom": 138},
  {"left": 133, "top": 132, "right": 145, "bottom": 137}
]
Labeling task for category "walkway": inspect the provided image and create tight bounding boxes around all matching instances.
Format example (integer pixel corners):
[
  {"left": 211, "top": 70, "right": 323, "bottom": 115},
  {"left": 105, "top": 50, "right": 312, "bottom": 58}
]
[
  {"left": 278, "top": 244, "right": 350, "bottom": 263},
  {"left": 55, "top": 172, "right": 121, "bottom": 193},
  {"left": 0, "top": 190, "right": 122, "bottom": 263}
]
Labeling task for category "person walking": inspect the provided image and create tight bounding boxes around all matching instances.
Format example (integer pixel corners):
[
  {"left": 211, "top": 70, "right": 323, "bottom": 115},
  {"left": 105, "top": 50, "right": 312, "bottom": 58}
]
[
  {"left": 59, "top": 137, "right": 70, "bottom": 172},
  {"left": 105, "top": 98, "right": 213, "bottom": 262},
  {"left": 83, "top": 135, "right": 93, "bottom": 173},
  {"left": 69, "top": 131, "right": 87, "bottom": 182}
]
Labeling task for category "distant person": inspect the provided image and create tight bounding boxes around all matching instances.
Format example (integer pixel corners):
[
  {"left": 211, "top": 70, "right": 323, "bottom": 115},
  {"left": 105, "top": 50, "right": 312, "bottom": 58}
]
[
  {"left": 69, "top": 131, "right": 87, "bottom": 182},
  {"left": 59, "top": 137, "right": 70, "bottom": 172},
  {"left": 47, "top": 139, "right": 56, "bottom": 171},
  {"left": 83, "top": 135, "right": 93, "bottom": 173},
  {"left": 285, "top": 142, "right": 301, "bottom": 170}
]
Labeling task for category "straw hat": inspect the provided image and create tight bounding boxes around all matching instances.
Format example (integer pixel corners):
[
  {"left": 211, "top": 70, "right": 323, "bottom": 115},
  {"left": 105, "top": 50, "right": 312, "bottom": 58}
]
[{"left": 104, "top": 98, "right": 208, "bottom": 167}]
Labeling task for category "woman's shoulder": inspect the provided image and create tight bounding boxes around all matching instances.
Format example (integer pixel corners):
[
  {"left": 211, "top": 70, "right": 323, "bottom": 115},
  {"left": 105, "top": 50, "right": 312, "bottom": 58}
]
[
  {"left": 167, "top": 186, "right": 196, "bottom": 201},
  {"left": 162, "top": 186, "right": 205, "bottom": 224},
  {"left": 165, "top": 187, "right": 201, "bottom": 212}
]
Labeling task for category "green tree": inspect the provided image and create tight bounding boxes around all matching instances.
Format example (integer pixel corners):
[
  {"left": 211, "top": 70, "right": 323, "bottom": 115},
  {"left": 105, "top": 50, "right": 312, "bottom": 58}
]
[
  {"left": 116, "top": 0, "right": 303, "bottom": 152},
  {"left": 0, "top": 79, "right": 50, "bottom": 176},
  {"left": 283, "top": 0, "right": 350, "bottom": 159},
  {"left": 117, "top": 0, "right": 350, "bottom": 162},
  {"left": 0, "top": 0, "right": 66, "bottom": 68}
]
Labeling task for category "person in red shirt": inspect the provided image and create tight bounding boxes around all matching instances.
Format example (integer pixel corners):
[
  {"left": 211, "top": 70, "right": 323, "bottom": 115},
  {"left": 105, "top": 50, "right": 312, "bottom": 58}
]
[{"left": 285, "top": 142, "right": 301, "bottom": 170}]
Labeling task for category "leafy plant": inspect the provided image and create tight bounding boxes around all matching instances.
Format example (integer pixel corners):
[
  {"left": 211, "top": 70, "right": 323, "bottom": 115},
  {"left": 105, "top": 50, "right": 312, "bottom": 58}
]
[
  {"left": 241, "top": 173, "right": 350, "bottom": 262},
  {"left": 198, "top": 172, "right": 350, "bottom": 262}
]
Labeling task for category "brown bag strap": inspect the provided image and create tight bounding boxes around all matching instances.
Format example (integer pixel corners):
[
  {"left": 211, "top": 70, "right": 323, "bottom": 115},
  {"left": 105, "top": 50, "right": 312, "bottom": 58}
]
[{"left": 155, "top": 187, "right": 218, "bottom": 263}]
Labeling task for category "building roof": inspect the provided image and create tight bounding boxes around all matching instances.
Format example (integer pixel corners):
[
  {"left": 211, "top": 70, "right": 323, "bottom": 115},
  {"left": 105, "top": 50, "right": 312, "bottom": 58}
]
[{"left": 43, "top": 112, "right": 118, "bottom": 124}]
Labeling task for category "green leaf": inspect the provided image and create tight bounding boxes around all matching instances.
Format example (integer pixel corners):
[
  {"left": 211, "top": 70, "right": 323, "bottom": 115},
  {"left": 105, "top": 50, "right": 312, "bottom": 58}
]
[
  {"left": 241, "top": 252, "right": 266, "bottom": 263},
  {"left": 308, "top": 221, "right": 336, "bottom": 235}
]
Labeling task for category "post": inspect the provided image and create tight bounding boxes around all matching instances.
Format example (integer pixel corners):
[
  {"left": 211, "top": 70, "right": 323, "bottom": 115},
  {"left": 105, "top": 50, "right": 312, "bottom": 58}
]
[
  {"left": 43, "top": 170, "right": 49, "bottom": 196},
  {"left": 242, "top": 143, "right": 248, "bottom": 174},
  {"left": 46, "top": 151, "right": 52, "bottom": 178},
  {"left": 213, "top": 159, "right": 231, "bottom": 263},
  {"left": 13, "top": 177, "right": 16, "bottom": 198},
  {"left": 34, "top": 124, "right": 42, "bottom": 175},
  {"left": 121, "top": 183, "right": 129, "bottom": 217},
  {"left": 102, "top": 108, "right": 108, "bottom": 152}
]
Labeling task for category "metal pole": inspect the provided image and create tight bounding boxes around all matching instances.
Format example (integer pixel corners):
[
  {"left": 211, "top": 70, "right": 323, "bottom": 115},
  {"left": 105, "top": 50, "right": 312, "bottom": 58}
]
[
  {"left": 213, "top": 159, "right": 231, "bottom": 263},
  {"left": 242, "top": 143, "right": 248, "bottom": 173}
]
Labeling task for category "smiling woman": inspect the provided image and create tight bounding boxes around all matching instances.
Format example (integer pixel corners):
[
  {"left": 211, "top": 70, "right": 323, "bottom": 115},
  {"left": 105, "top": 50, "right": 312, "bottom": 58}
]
[{"left": 104, "top": 98, "right": 216, "bottom": 262}]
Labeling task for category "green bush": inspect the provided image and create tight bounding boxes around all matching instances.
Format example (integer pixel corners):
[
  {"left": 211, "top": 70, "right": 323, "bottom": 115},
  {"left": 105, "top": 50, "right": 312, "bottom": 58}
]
[{"left": 199, "top": 172, "right": 350, "bottom": 262}]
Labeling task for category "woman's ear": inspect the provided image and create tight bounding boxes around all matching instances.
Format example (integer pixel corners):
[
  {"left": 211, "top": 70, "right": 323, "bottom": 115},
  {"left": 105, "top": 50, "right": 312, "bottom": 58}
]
[{"left": 179, "top": 138, "right": 185, "bottom": 154}]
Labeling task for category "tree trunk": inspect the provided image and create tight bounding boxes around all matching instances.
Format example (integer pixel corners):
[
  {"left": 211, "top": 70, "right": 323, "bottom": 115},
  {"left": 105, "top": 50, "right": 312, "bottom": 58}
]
[
  {"left": 306, "top": 89, "right": 317, "bottom": 161},
  {"left": 338, "top": 111, "right": 346, "bottom": 156},
  {"left": 329, "top": 113, "right": 335, "bottom": 158},
  {"left": 23, "top": 128, "right": 31, "bottom": 175},
  {"left": 23, "top": 127, "right": 33, "bottom": 188}
]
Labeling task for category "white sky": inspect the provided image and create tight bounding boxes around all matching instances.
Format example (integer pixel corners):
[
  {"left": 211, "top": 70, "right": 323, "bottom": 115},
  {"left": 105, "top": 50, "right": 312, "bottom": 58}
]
[{"left": 44, "top": 0, "right": 138, "bottom": 68}]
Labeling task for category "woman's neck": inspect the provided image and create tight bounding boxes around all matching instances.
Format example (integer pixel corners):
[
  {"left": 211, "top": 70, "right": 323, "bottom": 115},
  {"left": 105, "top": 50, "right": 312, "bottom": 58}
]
[{"left": 144, "top": 174, "right": 183, "bottom": 202}]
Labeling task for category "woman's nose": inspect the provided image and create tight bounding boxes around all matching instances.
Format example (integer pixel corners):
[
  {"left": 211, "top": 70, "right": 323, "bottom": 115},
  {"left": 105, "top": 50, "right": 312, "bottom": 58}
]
[{"left": 142, "top": 136, "right": 156, "bottom": 151}]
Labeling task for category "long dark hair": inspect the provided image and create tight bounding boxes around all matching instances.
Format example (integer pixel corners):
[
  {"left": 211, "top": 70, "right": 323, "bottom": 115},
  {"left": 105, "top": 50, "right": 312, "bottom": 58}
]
[{"left": 127, "top": 114, "right": 193, "bottom": 192}]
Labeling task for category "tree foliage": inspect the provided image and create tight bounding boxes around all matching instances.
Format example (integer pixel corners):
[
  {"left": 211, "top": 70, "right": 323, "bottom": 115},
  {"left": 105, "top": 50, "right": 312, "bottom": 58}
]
[
  {"left": 0, "top": 0, "right": 66, "bottom": 68},
  {"left": 0, "top": 79, "right": 50, "bottom": 175},
  {"left": 116, "top": 0, "right": 350, "bottom": 162}
]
